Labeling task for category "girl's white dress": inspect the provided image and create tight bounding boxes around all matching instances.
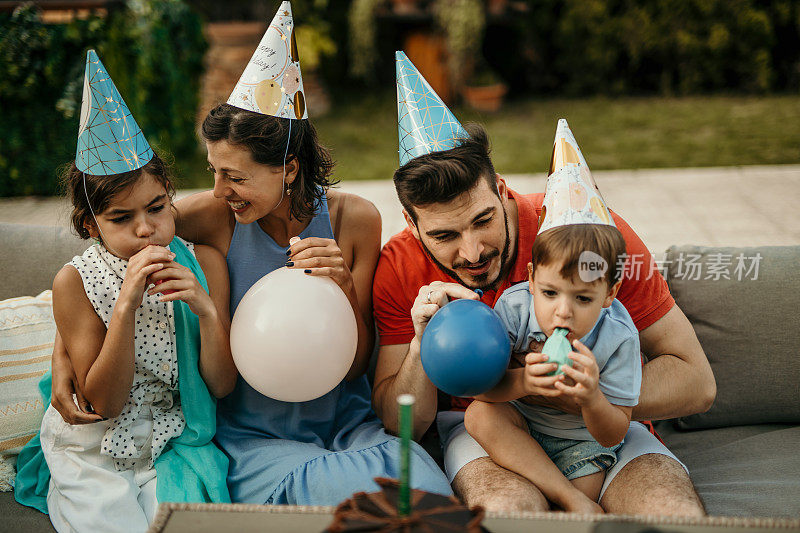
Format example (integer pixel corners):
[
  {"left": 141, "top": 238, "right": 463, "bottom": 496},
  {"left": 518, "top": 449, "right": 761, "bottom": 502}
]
[{"left": 40, "top": 243, "right": 188, "bottom": 533}]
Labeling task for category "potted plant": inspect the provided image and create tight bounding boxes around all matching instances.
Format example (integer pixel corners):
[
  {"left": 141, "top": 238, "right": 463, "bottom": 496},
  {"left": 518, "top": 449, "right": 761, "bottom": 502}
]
[
  {"left": 432, "top": 0, "right": 484, "bottom": 92},
  {"left": 461, "top": 60, "right": 507, "bottom": 112},
  {"left": 347, "top": 0, "right": 488, "bottom": 97}
]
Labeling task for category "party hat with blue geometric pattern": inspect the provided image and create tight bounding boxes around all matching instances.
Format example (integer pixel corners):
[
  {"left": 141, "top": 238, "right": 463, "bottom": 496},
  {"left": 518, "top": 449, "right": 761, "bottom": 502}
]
[
  {"left": 396, "top": 51, "right": 468, "bottom": 166},
  {"left": 76, "top": 50, "right": 153, "bottom": 175}
]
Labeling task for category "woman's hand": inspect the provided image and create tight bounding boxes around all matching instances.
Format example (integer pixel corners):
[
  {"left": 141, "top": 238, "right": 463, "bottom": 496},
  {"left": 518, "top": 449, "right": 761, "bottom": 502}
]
[
  {"left": 286, "top": 237, "right": 355, "bottom": 294},
  {"left": 147, "top": 260, "right": 216, "bottom": 318},
  {"left": 50, "top": 331, "right": 104, "bottom": 424},
  {"left": 119, "top": 245, "right": 175, "bottom": 310}
]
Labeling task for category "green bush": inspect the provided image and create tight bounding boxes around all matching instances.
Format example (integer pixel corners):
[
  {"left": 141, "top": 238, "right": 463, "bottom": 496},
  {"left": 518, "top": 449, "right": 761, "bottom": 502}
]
[
  {"left": 505, "top": 0, "right": 795, "bottom": 96},
  {"left": 0, "top": 2, "right": 206, "bottom": 197}
]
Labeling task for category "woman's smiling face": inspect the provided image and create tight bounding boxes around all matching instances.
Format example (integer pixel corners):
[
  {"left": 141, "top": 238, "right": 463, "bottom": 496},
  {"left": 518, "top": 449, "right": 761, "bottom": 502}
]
[{"left": 206, "top": 140, "right": 297, "bottom": 224}]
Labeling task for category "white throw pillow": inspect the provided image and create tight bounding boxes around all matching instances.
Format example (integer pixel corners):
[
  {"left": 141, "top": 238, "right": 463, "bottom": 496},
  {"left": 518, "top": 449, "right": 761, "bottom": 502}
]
[{"left": 0, "top": 291, "right": 54, "bottom": 490}]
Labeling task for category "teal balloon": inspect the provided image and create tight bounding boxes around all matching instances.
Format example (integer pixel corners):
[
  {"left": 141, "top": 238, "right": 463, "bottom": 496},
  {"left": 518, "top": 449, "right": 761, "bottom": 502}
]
[
  {"left": 420, "top": 299, "right": 511, "bottom": 397},
  {"left": 543, "top": 328, "right": 573, "bottom": 376}
]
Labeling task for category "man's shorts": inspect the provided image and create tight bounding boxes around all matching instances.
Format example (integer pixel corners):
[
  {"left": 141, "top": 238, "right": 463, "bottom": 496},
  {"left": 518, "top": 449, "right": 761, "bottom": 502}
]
[{"left": 437, "top": 411, "right": 688, "bottom": 498}]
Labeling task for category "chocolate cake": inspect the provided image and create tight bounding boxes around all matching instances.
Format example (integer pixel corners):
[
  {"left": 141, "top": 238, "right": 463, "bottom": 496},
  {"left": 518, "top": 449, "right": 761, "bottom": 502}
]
[{"left": 324, "top": 478, "right": 486, "bottom": 532}]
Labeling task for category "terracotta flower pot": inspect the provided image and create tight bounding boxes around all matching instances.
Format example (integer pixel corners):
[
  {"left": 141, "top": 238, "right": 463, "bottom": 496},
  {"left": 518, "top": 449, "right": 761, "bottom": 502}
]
[
  {"left": 391, "top": 0, "right": 420, "bottom": 15},
  {"left": 461, "top": 82, "right": 508, "bottom": 112}
]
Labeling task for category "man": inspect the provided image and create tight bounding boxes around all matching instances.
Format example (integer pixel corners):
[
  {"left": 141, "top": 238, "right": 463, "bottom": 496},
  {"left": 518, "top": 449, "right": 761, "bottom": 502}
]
[{"left": 372, "top": 53, "right": 716, "bottom": 514}]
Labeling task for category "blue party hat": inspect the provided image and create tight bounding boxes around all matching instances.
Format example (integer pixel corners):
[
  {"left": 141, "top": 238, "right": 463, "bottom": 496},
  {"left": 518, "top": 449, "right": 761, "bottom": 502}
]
[
  {"left": 76, "top": 50, "right": 153, "bottom": 175},
  {"left": 227, "top": 1, "right": 307, "bottom": 119},
  {"left": 396, "top": 51, "right": 468, "bottom": 166}
]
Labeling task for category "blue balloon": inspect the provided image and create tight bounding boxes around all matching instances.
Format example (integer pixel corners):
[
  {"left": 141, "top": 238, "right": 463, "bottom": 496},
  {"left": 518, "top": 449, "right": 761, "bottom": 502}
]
[{"left": 420, "top": 299, "right": 511, "bottom": 397}]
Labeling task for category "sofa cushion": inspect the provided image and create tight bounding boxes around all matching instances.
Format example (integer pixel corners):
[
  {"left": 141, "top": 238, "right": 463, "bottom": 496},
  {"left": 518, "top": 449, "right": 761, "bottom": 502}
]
[
  {"left": 665, "top": 245, "right": 800, "bottom": 429},
  {"left": 0, "top": 223, "right": 88, "bottom": 301},
  {"left": 0, "top": 292, "right": 54, "bottom": 490},
  {"left": 656, "top": 421, "right": 800, "bottom": 518},
  {"left": 0, "top": 491, "right": 54, "bottom": 532}
]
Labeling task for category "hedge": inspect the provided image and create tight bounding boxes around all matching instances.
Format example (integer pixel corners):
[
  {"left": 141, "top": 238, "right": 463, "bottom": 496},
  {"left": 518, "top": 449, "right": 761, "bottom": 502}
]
[
  {"left": 490, "top": 0, "right": 799, "bottom": 96},
  {"left": 0, "top": 2, "right": 206, "bottom": 197}
]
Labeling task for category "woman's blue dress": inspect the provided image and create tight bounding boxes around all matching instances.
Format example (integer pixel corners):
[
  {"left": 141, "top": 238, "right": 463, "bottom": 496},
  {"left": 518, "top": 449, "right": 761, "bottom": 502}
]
[{"left": 215, "top": 195, "right": 452, "bottom": 505}]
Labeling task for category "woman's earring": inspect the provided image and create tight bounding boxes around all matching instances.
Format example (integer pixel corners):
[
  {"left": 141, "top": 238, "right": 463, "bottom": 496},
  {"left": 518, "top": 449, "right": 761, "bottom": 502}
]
[{"left": 286, "top": 184, "right": 292, "bottom": 196}]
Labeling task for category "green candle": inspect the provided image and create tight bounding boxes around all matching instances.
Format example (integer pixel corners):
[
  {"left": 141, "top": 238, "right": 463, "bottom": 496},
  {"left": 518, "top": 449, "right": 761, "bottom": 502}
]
[{"left": 397, "top": 393, "right": 415, "bottom": 517}]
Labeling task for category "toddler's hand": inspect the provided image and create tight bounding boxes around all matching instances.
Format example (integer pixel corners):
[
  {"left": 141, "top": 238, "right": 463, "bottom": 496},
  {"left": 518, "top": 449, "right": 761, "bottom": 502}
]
[
  {"left": 553, "top": 340, "right": 602, "bottom": 407},
  {"left": 521, "top": 352, "right": 565, "bottom": 397}
]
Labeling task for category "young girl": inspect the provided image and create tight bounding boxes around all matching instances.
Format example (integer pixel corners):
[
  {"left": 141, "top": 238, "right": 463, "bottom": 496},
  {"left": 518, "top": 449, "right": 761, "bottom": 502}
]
[{"left": 17, "top": 50, "right": 234, "bottom": 532}]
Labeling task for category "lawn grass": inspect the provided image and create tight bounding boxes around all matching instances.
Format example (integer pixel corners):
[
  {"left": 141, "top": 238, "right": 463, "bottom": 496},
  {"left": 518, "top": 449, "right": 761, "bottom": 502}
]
[{"left": 176, "top": 93, "right": 800, "bottom": 188}]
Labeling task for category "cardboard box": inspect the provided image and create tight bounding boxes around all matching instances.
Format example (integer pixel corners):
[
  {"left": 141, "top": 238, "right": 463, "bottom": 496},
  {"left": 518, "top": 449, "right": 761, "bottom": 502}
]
[{"left": 149, "top": 503, "right": 800, "bottom": 533}]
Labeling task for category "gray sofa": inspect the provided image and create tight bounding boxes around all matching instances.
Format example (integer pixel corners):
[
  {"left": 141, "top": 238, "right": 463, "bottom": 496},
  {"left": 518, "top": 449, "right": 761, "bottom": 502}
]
[{"left": 1, "top": 222, "right": 798, "bottom": 530}]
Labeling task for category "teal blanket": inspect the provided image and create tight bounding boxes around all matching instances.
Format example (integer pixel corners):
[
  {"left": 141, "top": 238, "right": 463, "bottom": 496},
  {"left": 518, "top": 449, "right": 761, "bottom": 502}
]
[{"left": 15, "top": 237, "right": 231, "bottom": 513}]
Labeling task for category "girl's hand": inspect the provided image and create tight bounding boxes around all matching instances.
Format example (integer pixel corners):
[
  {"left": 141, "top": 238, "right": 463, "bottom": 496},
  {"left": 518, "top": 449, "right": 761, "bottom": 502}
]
[
  {"left": 119, "top": 245, "right": 175, "bottom": 309},
  {"left": 554, "top": 340, "right": 603, "bottom": 407},
  {"left": 285, "top": 237, "right": 354, "bottom": 294},
  {"left": 147, "top": 261, "right": 215, "bottom": 318}
]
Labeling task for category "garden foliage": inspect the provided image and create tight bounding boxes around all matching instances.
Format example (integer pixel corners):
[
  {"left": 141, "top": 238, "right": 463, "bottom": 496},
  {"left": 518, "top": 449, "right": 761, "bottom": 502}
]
[
  {"left": 498, "top": 0, "right": 799, "bottom": 96},
  {"left": 0, "top": 2, "right": 206, "bottom": 197}
]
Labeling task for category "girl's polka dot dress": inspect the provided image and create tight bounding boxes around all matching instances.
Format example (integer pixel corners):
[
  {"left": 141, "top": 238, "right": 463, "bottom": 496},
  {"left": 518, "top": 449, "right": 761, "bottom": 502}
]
[{"left": 69, "top": 242, "right": 188, "bottom": 470}]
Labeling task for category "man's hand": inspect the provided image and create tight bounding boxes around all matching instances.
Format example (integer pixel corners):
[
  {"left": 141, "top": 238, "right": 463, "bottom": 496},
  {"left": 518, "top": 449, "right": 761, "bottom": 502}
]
[
  {"left": 50, "top": 332, "right": 103, "bottom": 424},
  {"left": 411, "top": 281, "right": 479, "bottom": 340}
]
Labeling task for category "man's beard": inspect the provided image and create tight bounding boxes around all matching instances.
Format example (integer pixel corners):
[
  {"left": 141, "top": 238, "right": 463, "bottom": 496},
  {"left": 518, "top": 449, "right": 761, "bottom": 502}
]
[{"left": 419, "top": 207, "right": 512, "bottom": 292}]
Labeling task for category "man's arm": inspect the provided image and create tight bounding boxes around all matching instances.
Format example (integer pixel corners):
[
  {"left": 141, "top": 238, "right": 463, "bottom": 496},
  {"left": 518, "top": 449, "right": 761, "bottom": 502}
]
[
  {"left": 372, "top": 280, "right": 479, "bottom": 440},
  {"left": 372, "top": 340, "right": 438, "bottom": 439},
  {"left": 633, "top": 304, "right": 716, "bottom": 420}
]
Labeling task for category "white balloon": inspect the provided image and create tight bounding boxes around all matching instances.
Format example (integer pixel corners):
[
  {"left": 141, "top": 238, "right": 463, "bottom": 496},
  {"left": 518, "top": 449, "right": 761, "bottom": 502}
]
[{"left": 230, "top": 267, "right": 357, "bottom": 402}]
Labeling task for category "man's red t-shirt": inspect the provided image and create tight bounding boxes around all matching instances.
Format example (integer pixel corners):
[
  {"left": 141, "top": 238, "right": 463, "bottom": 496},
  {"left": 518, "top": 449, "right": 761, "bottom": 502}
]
[{"left": 372, "top": 189, "right": 674, "bottom": 413}]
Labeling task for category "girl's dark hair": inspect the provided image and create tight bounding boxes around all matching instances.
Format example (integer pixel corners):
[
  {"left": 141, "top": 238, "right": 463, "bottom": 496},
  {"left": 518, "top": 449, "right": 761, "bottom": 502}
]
[
  {"left": 392, "top": 123, "right": 497, "bottom": 222},
  {"left": 201, "top": 103, "right": 336, "bottom": 221},
  {"left": 61, "top": 153, "right": 175, "bottom": 239}
]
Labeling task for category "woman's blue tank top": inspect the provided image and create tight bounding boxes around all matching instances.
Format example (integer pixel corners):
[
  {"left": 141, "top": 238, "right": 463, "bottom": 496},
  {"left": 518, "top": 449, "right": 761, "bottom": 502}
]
[
  {"left": 213, "top": 195, "right": 453, "bottom": 505},
  {"left": 216, "top": 196, "right": 375, "bottom": 448}
]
